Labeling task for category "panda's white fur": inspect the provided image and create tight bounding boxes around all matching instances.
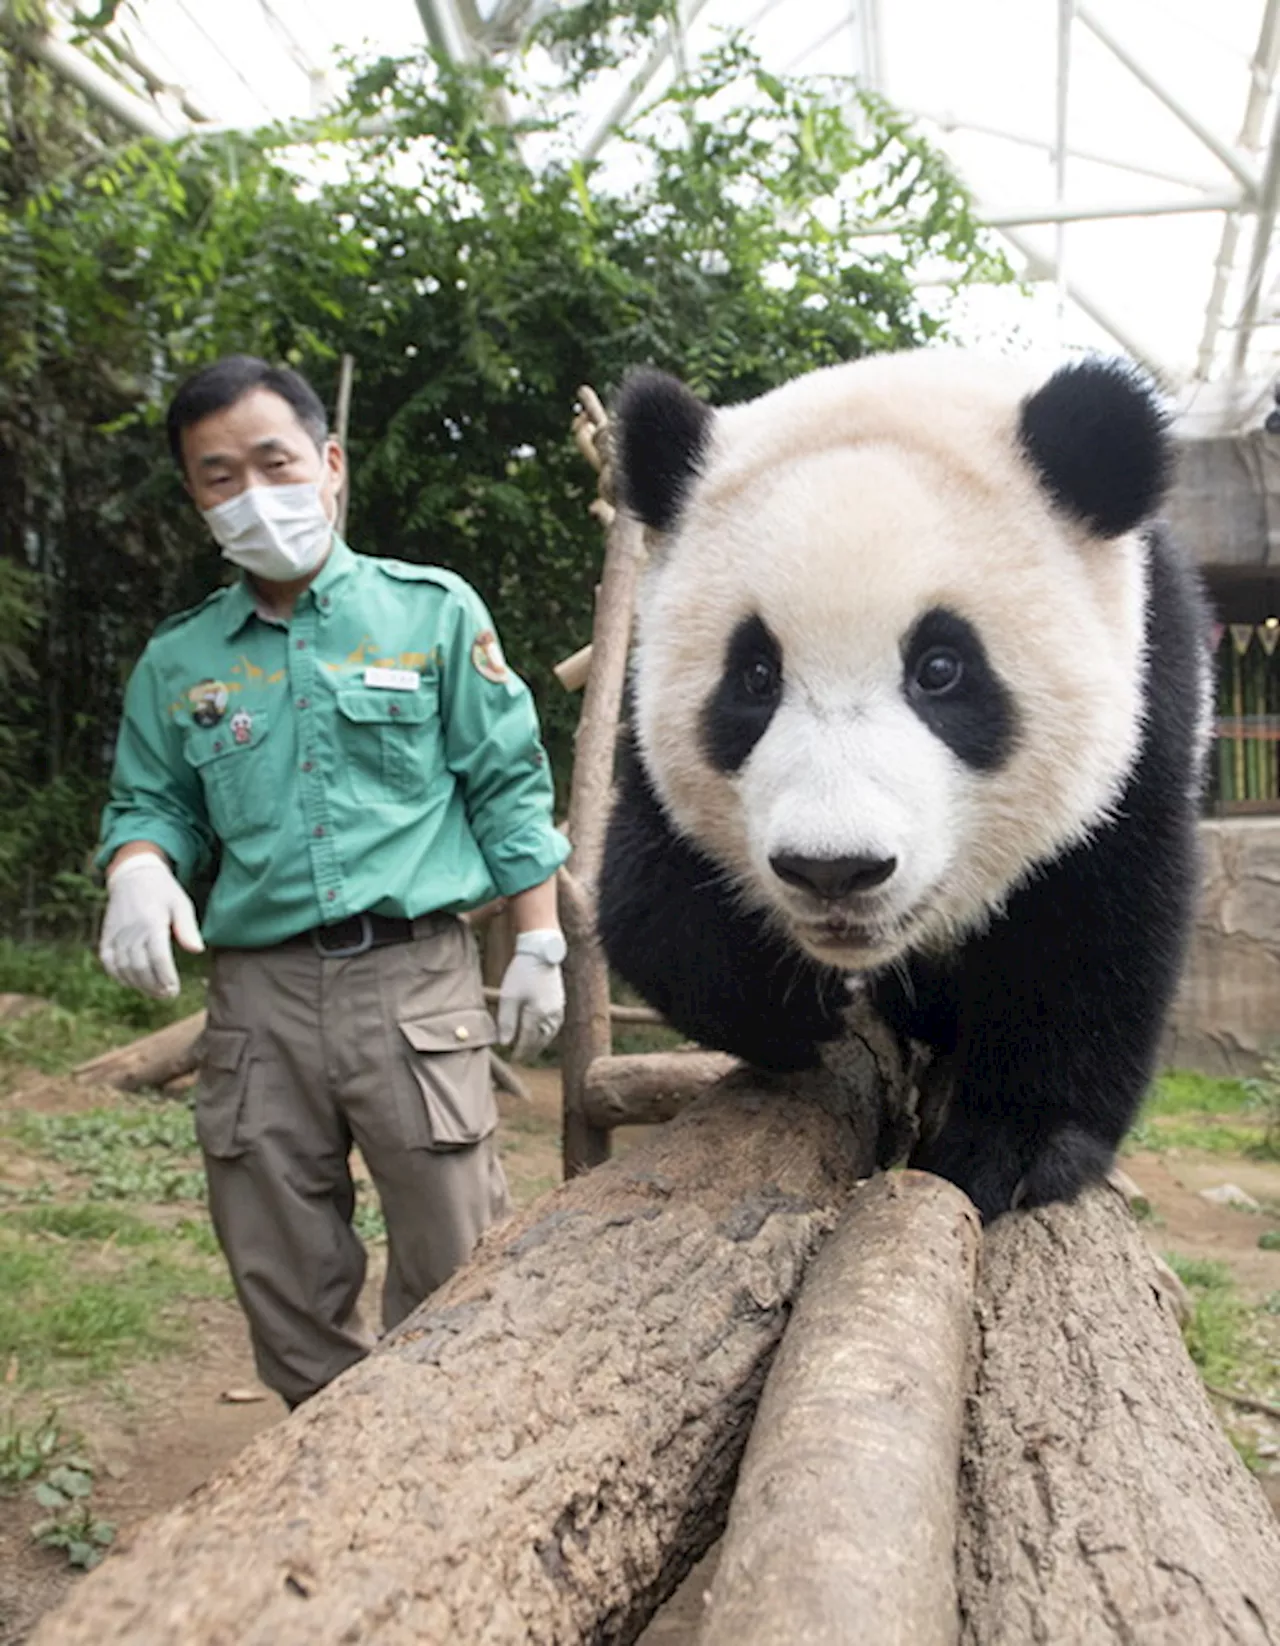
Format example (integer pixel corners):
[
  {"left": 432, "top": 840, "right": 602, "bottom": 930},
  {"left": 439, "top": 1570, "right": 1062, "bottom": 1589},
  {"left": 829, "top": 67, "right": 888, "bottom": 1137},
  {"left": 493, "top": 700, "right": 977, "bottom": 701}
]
[{"left": 631, "top": 351, "right": 1151, "bottom": 968}]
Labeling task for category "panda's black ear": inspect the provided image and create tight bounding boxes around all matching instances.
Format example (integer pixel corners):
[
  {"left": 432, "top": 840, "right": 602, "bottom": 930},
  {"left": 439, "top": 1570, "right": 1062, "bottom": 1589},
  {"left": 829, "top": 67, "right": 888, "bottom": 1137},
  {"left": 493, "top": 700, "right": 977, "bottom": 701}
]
[
  {"left": 1018, "top": 358, "right": 1172, "bottom": 538},
  {"left": 613, "top": 368, "right": 712, "bottom": 534}
]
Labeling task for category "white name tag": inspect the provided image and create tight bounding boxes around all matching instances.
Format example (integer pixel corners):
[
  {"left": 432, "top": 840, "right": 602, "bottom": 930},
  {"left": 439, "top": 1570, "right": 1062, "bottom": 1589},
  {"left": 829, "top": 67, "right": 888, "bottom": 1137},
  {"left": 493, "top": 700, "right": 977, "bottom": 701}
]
[{"left": 363, "top": 667, "right": 421, "bottom": 692}]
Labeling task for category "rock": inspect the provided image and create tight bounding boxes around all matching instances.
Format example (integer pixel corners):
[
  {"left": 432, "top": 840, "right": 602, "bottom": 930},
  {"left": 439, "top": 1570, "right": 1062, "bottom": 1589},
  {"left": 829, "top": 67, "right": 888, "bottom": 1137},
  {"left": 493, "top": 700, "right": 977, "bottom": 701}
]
[{"left": 1199, "top": 1183, "right": 1262, "bottom": 1211}]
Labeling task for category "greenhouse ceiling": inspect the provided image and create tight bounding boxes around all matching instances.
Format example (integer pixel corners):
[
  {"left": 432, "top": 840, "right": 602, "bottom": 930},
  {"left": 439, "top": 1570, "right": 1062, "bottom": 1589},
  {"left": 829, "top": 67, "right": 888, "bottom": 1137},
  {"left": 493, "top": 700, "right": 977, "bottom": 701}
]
[{"left": 5, "top": 0, "right": 1280, "bottom": 439}]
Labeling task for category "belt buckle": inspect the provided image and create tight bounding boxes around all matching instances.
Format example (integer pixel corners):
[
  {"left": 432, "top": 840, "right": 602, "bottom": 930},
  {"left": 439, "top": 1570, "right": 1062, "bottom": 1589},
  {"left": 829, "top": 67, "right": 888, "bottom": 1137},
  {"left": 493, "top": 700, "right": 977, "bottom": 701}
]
[{"left": 313, "top": 913, "right": 375, "bottom": 959}]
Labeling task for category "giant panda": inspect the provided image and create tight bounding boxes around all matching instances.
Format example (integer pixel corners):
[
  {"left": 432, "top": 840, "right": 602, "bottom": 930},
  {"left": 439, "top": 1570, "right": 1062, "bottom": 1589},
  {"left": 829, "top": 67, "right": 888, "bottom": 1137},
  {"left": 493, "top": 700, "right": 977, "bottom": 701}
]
[{"left": 596, "top": 349, "right": 1211, "bottom": 1223}]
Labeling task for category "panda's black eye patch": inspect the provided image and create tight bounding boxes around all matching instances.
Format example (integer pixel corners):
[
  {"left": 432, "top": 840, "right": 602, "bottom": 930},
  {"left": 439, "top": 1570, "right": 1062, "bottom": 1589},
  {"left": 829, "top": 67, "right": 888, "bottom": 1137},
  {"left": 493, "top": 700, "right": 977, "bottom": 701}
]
[
  {"left": 702, "top": 614, "right": 784, "bottom": 773},
  {"left": 903, "top": 608, "right": 1017, "bottom": 772}
]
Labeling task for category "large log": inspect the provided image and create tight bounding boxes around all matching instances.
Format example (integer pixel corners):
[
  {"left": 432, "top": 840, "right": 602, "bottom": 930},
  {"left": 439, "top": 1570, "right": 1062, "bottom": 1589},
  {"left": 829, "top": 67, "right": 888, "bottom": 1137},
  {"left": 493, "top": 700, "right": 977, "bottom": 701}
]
[
  {"left": 583, "top": 1051, "right": 741, "bottom": 1128},
  {"left": 959, "top": 1183, "right": 1280, "bottom": 1644},
  {"left": 72, "top": 1009, "right": 206, "bottom": 1091},
  {"left": 32, "top": 1017, "right": 906, "bottom": 1646},
  {"left": 699, "top": 1172, "right": 980, "bottom": 1646}
]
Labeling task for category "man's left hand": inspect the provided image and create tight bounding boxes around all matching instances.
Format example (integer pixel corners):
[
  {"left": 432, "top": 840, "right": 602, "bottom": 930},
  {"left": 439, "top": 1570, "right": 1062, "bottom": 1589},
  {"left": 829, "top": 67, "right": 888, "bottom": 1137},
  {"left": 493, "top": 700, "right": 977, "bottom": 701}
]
[{"left": 497, "top": 929, "right": 566, "bottom": 1062}]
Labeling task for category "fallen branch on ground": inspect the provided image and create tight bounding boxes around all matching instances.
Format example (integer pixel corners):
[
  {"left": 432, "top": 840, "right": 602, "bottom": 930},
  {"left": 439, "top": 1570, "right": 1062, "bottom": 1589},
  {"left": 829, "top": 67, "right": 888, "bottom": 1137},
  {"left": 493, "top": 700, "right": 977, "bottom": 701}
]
[{"left": 72, "top": 1010, "right": 206, "bottom": 1091}]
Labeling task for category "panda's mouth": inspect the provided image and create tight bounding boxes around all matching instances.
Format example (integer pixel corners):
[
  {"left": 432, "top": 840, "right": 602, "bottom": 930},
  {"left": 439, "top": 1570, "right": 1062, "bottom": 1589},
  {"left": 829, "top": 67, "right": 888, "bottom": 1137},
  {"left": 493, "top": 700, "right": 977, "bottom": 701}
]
[{"left": 793, "top": 910, "right": 913, "bottom": 964}]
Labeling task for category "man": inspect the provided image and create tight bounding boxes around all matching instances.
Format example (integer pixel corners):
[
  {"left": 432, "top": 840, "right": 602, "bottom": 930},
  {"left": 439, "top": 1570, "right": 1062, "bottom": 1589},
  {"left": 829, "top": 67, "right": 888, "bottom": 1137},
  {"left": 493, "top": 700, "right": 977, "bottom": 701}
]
[{"left": 96, "top": 354, "right": 569, "bottom": 1408}]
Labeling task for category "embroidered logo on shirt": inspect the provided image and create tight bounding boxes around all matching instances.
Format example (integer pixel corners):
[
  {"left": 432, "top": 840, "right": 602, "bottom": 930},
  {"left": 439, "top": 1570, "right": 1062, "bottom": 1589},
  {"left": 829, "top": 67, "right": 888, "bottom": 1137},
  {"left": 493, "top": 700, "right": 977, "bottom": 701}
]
[
  {"left": 471, "top": 629, "right": 508, "bottom": 684},
  {"left": 189, "top": 679, "right": 229, "bottom": 728}
]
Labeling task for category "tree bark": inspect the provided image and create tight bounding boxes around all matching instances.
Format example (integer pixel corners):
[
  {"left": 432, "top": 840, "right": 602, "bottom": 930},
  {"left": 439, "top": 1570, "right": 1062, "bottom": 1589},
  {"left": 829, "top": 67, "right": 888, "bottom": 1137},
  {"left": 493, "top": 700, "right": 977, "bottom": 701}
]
[
  {"left": 32, "top": 1019, "right": 906, "bottom": 1646},
  {"left": 583, "top": 1051, "right": 741, "bottom": 1128},
  {"left": 959, "top": 1183, "right": 1280, "bottom": 1645},
  {"left": 700, "top": 1172, "right": 980, "bottom": 1646},
  {"left": 71, "top": 1010, "right": 206, "bottom": 1091}
]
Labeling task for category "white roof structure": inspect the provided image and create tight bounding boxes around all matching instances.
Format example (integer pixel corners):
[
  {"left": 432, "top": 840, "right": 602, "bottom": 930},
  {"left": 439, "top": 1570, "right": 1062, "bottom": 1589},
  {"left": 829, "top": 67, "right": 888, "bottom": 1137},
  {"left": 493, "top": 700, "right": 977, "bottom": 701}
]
[{"left": 5, "top": 0, "right": 1280, "bottom": 438}]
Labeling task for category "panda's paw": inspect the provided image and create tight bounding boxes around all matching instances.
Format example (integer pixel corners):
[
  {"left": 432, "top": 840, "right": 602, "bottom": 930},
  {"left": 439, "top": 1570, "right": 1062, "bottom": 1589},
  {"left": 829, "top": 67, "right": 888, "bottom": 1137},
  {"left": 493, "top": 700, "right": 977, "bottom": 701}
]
[
  {"left": 1012, "top": 1124, "right": 1116, "bottom": 1213},
  {"left": 912, "top": 1121, "right": 1114, "bottom": 1224}
]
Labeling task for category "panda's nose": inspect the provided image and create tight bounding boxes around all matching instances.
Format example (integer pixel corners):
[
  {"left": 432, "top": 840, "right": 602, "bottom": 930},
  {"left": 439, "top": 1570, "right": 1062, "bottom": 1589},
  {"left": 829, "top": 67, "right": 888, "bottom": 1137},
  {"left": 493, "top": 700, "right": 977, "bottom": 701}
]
[{"left": 769, "top": 852, "right": 897, "bottom": 901}]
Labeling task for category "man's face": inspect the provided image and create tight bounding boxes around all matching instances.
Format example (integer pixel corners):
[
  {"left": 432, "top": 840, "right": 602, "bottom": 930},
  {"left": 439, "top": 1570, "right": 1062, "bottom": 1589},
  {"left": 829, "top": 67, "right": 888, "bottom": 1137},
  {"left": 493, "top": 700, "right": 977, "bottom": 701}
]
[{"left": 181, "top": 387, "right": 344, "bottom": 520}]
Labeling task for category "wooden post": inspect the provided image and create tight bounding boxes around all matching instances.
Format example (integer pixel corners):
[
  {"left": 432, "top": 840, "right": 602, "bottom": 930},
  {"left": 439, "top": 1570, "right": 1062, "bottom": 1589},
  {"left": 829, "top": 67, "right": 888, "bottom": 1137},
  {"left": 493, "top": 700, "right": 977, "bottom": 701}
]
[
  {"left": 558, "top": 385, "right": 647, "bottom": 1178},
  {"left": 333, "top": 352, "right": 355, "bottom": 541}
]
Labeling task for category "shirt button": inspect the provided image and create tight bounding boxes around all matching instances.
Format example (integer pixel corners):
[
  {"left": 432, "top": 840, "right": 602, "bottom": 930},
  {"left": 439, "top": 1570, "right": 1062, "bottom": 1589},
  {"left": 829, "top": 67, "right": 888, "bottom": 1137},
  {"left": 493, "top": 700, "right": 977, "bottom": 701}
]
[
  {"left": 389, "top": 704, "right": 401, "bottom": 717},
  {"left": 313, "top": 826, "right": 325, "bottom": 839},
  {"left": 454, "top": 1024, "right": 470, "bottom": 1041},
  {"left": 296, "top": 639, "right": 306, "bottom": 651},
  {"left": 213, "top": 740, "right": 224, "bottom": 752},
  {"left": 300, "top": 761, "right": 313, "bottom": 773},
  {"left": 296, "top": 696, "right": 309, "bottom": 709},
  {"left": 326, "top": 889, "right": 336, "bottom": 902}
]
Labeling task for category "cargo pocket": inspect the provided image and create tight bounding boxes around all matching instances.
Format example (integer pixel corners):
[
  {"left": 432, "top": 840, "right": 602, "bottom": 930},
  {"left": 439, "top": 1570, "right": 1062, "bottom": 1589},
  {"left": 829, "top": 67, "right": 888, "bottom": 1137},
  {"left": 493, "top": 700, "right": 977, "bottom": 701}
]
[
  {"left": 195, "top": 1027, "right": 251, "bottom": 1160},
  {"left": 398, "top": 1008, "right": 497, "bottom": 1150}
]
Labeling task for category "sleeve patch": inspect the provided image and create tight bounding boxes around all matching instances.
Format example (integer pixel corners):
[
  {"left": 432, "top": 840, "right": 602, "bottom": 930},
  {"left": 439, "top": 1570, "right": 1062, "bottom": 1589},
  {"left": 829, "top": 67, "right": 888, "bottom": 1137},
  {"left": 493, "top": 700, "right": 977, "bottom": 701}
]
[{"left": 471, "top": 629, "right": 509, "bottom": 684}]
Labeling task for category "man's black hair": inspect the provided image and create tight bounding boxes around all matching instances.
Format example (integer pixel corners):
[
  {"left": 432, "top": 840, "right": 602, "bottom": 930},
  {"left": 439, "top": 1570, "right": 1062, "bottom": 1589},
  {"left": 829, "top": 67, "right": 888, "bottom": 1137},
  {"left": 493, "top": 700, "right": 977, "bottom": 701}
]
[{"left": 166, "top": 355, "right": 328, "bottom": 470}]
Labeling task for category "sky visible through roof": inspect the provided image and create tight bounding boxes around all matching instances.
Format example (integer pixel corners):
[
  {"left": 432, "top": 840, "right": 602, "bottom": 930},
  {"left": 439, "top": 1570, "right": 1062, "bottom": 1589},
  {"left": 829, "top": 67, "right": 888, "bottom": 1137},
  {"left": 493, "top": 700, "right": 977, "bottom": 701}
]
[{"left": 35, "top": 0, "right": 1280, "bottom": 432}]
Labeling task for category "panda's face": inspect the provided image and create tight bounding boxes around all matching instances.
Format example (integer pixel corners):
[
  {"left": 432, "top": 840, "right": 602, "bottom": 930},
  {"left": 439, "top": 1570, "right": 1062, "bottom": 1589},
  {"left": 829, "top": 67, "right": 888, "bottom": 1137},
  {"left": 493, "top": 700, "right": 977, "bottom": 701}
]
[{"left": 621, "top": 352, "right": 1162, "bottom": 968}]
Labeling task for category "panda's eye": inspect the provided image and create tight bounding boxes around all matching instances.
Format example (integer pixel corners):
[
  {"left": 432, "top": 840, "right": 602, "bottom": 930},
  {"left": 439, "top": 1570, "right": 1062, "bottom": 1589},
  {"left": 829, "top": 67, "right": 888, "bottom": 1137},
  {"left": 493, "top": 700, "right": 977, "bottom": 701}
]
[
  {"left": 914, "top": 647, "right": 963, "bottom": 695},
  {"left": 742, "top": 656, "right": 781, "bottom": 700}
]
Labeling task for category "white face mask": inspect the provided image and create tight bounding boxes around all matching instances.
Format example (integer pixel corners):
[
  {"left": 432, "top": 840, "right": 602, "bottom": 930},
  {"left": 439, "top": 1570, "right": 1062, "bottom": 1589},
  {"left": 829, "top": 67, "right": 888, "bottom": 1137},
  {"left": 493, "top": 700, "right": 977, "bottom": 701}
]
[{"left": 202, "top": 479, "right": 334, "bottom": 582}]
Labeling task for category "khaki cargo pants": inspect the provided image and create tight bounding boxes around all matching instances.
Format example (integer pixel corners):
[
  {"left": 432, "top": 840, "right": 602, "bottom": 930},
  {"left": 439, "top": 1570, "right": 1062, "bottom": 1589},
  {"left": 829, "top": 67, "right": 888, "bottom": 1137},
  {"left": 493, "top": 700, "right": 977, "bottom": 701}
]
[{"left": 195, "top": 915, "right": 511, "bottom": 1407}]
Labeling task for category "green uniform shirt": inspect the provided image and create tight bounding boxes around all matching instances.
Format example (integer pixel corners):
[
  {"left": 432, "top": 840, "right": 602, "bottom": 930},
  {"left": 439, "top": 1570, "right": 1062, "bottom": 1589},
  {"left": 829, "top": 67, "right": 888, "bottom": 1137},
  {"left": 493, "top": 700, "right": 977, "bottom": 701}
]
[{"left": 96, "top": 539, "right": 569, "bottom": 948}]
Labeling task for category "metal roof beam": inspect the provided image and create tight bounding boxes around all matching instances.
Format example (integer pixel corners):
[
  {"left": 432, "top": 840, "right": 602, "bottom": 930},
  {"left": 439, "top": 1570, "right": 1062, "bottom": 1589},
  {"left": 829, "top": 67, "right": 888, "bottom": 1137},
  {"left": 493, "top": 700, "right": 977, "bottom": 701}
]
[
  {"left": 1000, "top": 222, "right": 1169, "bottom": 381},
  {"left": 1230, "top": 85, "right": 1280, "bottom": 377},
  {"left": 1076, "top": 4, "right": 1259, "bottom": 197},
  {"left": 414, "top": 0, "right": 481, "bottom": 66},
  {"left": 1197, "top": 0, "right": 1280, "bottom": 379},
  {"left": 853, "top": 191, "right": 1244, "bottom": 235},
  {"left": 579, "top": 0, "right": 714, "bottom": 162},
  {"left": 0, "top": 3, "right": 185, "bottom": 140},
  {"left": 911, "top": 109, "right": 1230, "bottom": 194}
]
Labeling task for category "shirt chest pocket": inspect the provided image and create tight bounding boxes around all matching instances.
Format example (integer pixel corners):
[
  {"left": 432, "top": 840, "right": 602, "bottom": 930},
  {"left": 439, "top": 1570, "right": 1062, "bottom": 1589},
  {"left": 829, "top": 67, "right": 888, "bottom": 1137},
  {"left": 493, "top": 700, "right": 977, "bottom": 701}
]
[
  {"left": 183, "top": 714, "right": 276, "bottom": 840},
  {"left": 335, "top": 684, "right": 441, "bottom": 805}
]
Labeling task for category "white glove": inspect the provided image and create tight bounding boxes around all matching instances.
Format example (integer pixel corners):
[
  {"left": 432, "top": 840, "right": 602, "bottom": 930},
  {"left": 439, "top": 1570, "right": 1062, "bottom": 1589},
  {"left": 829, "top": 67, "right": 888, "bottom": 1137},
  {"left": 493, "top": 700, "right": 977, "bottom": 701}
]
[
  {"left": 99, "top": 853, "right": 205, "bottom": 1000},
  {"left": 497, "top": 929, "right": 566, "bottom": 1062}
]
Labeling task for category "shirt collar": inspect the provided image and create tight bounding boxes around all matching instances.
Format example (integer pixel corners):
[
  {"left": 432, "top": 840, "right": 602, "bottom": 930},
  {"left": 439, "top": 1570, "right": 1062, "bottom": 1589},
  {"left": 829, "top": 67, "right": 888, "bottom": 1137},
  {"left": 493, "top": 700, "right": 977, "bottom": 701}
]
[{"left": 220, "top": 536, "right": 356, "bottom": 639}]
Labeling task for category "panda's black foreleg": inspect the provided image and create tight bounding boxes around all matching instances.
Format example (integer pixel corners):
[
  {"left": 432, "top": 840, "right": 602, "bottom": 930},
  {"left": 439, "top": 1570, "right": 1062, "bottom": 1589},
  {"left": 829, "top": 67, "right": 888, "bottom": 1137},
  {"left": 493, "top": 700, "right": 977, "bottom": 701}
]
[
  {"left": 907, "top": 802, "right": 1200, "bottom": 1224},
  {"left": 597, "top": 732, "right": 848, "bottom": 1073}
]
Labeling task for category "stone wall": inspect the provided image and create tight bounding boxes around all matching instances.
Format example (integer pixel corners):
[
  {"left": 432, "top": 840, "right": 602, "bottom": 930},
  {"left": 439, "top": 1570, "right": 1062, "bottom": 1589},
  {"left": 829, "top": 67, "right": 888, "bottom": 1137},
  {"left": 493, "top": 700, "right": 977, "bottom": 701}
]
[{"left": 1163, "top": 817, "right": 1280, "bottom": 1076}]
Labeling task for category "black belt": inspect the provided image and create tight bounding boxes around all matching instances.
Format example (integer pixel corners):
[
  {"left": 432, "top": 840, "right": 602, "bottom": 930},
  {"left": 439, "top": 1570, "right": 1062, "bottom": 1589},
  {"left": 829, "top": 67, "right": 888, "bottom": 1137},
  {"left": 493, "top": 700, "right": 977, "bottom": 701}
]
[{"left": 284, "top": 911, "right": 436, "bottom": 959}]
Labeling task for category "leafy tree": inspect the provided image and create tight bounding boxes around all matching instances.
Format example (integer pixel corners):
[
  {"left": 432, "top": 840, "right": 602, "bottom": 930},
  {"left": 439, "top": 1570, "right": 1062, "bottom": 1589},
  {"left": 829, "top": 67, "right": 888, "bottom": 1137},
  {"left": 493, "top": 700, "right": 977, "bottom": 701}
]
[{"left": 0, "top": 16, "right": 1007, "bottom": 934}]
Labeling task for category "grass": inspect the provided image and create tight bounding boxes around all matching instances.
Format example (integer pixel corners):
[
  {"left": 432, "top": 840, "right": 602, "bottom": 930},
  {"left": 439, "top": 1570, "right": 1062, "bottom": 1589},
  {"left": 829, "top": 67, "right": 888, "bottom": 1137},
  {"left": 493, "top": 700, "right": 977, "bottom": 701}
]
[
  {"left": 1124, "top": 1069, "right": 1275, "bottom": 1158},
  {"left": 0, "top": 939, "right": 207, "bottom": 1091},
  {"left": 0, "top": 1209, "right": 231, "bottom": 1388},
  {"left": 1145, "top": 1071, "right": 1254, "bottom": 1117},
  {"left": 1165, "top": 1252, "right": 1279, "bottom": 1403}
]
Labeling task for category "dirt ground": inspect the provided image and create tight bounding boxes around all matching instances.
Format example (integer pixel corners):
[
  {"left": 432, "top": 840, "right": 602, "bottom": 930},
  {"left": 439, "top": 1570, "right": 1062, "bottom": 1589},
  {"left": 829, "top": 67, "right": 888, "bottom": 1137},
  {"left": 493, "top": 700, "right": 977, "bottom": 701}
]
[{"left": 2, "top": 1071, "right": 1279, "bottom": 1644}]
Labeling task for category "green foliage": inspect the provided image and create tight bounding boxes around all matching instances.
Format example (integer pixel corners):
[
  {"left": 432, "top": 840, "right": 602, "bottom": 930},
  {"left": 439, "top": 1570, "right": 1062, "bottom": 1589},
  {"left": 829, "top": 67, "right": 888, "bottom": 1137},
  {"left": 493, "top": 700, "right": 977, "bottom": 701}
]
[
  {"left": 31, "top": 1500, "right": 116, "bottom": 1571},
  {"left": 0, "top": 19, "right": 1007, "bottom": 931},
  {"left": 0, "top": 1410, "right": 67, "bottom": 1489},
  {"left": 28, "top": 1451, "right": 116, "bottom": 1570},
  {"left": 1242, "top": 1054, "right": 1280, "bottom": 1160},
  {"left": 1259, "top": 1230, "right": 1280, "bottom": 1252},
  {"left": 9, "top": 1102, "right": 207, "bottom": 1202}
]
